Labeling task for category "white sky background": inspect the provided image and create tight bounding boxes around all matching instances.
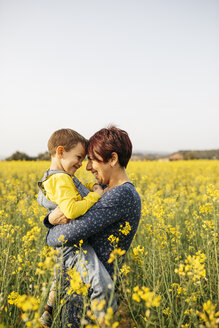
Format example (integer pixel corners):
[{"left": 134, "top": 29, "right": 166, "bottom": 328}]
[{"left": 0, "top": 0, "right": 218, "bottom": 157}]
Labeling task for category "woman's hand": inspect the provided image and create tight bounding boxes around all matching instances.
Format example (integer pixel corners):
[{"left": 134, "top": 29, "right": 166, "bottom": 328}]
[
  {"left": 92, "top": 184, "right": 104, "bottom": 196},
  {"left": 48, "top": 207, "right": 71, "bottom": 225}
]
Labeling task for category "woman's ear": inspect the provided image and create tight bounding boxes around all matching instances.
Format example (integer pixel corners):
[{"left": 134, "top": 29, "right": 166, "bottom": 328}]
[
  {"left": 110, "top": 152, "right": 119, "bottom": 167},
  {"left": 56, "top": 146, "right": 65, "bottom": 158}
]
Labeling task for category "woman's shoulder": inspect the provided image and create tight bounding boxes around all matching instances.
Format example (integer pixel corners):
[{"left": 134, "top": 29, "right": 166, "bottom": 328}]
[
  {"left": 107, "top": 182, "right": 141, "bottom": 205},
  {"left": 116, "top": 182, "right": 139, "bottom": 193}
]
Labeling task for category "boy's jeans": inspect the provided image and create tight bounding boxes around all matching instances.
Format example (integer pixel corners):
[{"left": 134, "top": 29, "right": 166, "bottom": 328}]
[{"left": 60, "top": 242, "right": 118, "bottom": 315}]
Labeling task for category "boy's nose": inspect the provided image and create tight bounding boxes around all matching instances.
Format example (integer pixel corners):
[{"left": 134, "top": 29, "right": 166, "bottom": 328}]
[{"left": 75, "top": 162, "right": 82, "bottom": 169}]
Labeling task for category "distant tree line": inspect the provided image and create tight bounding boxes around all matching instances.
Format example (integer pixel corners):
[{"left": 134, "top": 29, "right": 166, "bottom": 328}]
[
  {"left": 4, "top": 149, "right": 219, "bottom": 161},
  {"left": 6, "top": 151, "right": 50, "bottom": 161},
  {"left": 170, "top": 149, "right": 219, "bottom": 160}
]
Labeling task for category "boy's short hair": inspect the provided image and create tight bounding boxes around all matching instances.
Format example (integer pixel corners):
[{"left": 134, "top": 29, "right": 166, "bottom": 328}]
[{"left": 48, "top": 128, "right": 88, "bottom": 156}]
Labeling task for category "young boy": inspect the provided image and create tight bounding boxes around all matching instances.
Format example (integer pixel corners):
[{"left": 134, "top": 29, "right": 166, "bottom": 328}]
[{"left": 37, "top": 129, "right": 116, "bottom": 327}]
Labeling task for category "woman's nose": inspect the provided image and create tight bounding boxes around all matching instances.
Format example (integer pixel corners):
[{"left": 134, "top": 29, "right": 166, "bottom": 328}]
[{"left": 86, "top": 160, "right": 92, "bottom": 171}]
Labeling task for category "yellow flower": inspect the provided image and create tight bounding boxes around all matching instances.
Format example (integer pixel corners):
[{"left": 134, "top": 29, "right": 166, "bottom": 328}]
[
  {"left": 108, "top": 234, "right": 119, "bottom": 245},
  {"left": 199, "top": 300, "right": 219, "bottom": 328},
  {"left": 133, "top": 245, "right": 145, "bottom": 257},
  {"left": 175, "top": 251, "right": 206, "bottom": 283},
  {"left": 91, "top": 299, "right": 106, "bottom": 312},
  {"left": 8, "top": 291, "right": 20, "bottom": 305},
  {"left": 108, "top": 248, "right": 126, "bottom": 263},
  {"left": 163, "top": 307, "right": 171, "bottom": 316},
  {"left": 67, "top": 267, "right": 90, "bottom": 296},
  {"left": 8, "top": 291, "right": 40, "bottom": 313},
  {"left": 120, "top": 264, "right": 130, "bottom": 276},
  {"left": 132, "top": 286, "right": 161, "bottom": 308},
  {"left": 132, "top": 245, "right": 146, "bottom": 264},
  {"left": 58, "top": 235, "right": 67, "bottom": 243},
  {"left": 119, "top": 221, "right": 131, "bottom": 235},
  {"left": 104, "top": 307, "right": 114, "bottom": 326}
]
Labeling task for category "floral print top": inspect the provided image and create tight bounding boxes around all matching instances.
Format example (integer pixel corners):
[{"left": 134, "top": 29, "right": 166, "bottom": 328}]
[{"left": 44, "top": 180, "right": 141, "bottom": 276}]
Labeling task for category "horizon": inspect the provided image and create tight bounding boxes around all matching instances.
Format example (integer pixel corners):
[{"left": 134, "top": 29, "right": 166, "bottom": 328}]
[{"left": 1, "top": 146, "right": 219, "bottom": 160}]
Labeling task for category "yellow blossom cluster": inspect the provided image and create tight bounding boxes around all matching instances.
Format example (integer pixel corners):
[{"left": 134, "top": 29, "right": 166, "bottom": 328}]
[
  {"left": 8, "top": 291, "right": 40, "bottom": 327},
  {"left": 120, "top": 264, "right": 131, "bottom": 276},
  {"left": 108, "top": 234, "right": 119, "bottom": 246},
  {"left": 199, "top": 300, "right": 219, "bottom": 328},
  {"left": 8, "top": 292, "right": 40, "bottom": 311},
  {"left": 36, "top": 246, "right": 58, "bottom": 275},
  {"left": 85, "top": 304, "right": 119, "bottom": 328},
  {"left": 108, "top": 248, "right": 126, "bottom": 264},
  {"left": 132, "top": 245, "right": 147, "bottom": 264},
  {"left": 132, "top": 285, "right": 161, "bottom": 316},
  {"left": 66, "top": 267, "right": 90, "bottom": 296},
  {"left": 58, "top": 234, "right": 68, "bottom": 244},
  {"left": 175, "top": 251, "right": 206, "bottom": 283},
  {"left": 118, "top": 221, "right": 131, "bottom": 235}
]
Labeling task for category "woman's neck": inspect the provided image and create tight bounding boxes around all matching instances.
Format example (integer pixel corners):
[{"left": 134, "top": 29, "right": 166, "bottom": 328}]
[{"left": 107, "top": 166, "right": 131, "bottom": 190}]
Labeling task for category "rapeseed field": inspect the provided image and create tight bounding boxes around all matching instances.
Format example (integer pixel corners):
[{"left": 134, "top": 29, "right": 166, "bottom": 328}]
[{"left": 0, "top": 160, "right": 218, "bottom": 327}]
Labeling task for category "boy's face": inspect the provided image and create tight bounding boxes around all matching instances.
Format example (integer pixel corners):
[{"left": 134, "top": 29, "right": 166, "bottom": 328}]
[{"left": 60, "top": 142, "right": 86, "bottom": 176}]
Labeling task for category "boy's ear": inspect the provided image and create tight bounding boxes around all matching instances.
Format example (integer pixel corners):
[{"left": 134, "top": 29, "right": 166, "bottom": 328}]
[{"left": 56, "top": 146, "right": 65, "bottom": 158}]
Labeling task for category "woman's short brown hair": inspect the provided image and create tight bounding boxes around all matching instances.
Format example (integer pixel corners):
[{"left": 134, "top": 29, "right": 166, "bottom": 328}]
[
  {"left": 48, "top": 128, "right": 88, "bottom": 156},
  {"left": 88, "top": 126, "right": 132, "bottom": 168}
]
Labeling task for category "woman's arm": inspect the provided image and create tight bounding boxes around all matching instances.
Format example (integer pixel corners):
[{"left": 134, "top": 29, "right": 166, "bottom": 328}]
[
  {"left": 45, "top": 185, "right": 134, "bottom": 247},
  {"left": 44, "top": 208, "right": 70, "bottom": 227}
]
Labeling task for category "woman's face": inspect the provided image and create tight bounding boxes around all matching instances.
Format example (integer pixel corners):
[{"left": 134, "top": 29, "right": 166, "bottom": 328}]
[{"left": 86, "top": 153, "right": 111, "bottom": 185}]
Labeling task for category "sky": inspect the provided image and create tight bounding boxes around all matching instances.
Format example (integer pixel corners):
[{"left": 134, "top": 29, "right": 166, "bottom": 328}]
[{"left": 0, "top": 0, "right": 218, "bottom": 158}]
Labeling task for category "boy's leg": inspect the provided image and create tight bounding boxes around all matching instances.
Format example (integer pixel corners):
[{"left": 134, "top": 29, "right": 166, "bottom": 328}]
[
  {"left": 47, "top": 280, "right": 56, "bottom": 307},
  {"left": 40, "top": 272, "right": 57, "bottom": 327},
  {"left": 65, "top": 243, "right": 118, "bottom": 315}
]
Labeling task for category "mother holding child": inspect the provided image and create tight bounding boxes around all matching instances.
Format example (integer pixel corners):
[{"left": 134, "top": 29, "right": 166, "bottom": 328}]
[{"left": 38, "top": 126, "right": 141, "bottom": 327}]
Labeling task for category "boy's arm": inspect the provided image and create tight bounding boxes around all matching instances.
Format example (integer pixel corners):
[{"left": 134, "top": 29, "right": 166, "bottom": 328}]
[{"left": 43, "top": 173, "right": 102, "bottom": 220}]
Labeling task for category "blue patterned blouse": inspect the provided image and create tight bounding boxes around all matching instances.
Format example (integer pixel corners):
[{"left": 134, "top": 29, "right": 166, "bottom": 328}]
[{"left": 44, "top": 180, "right": 141, "bottom": 276}]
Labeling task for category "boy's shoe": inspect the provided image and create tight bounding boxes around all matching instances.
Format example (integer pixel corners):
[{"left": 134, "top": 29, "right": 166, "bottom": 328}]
[{"left": 40, "top": 310, "right": 53, "bottom": 328}]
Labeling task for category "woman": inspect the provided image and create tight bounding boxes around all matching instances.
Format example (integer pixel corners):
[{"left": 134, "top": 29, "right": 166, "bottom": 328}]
[{"left": 44, "top": 126, "right": 141, "bottom": 327}]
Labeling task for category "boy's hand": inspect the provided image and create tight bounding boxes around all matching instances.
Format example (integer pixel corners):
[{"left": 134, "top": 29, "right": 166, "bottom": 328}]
[
  {"left": 49, "top": 207, "right": 71, "bottom": 225},
  {"left": 92, "top": 184, "right": 104, "bottom": 196}
]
